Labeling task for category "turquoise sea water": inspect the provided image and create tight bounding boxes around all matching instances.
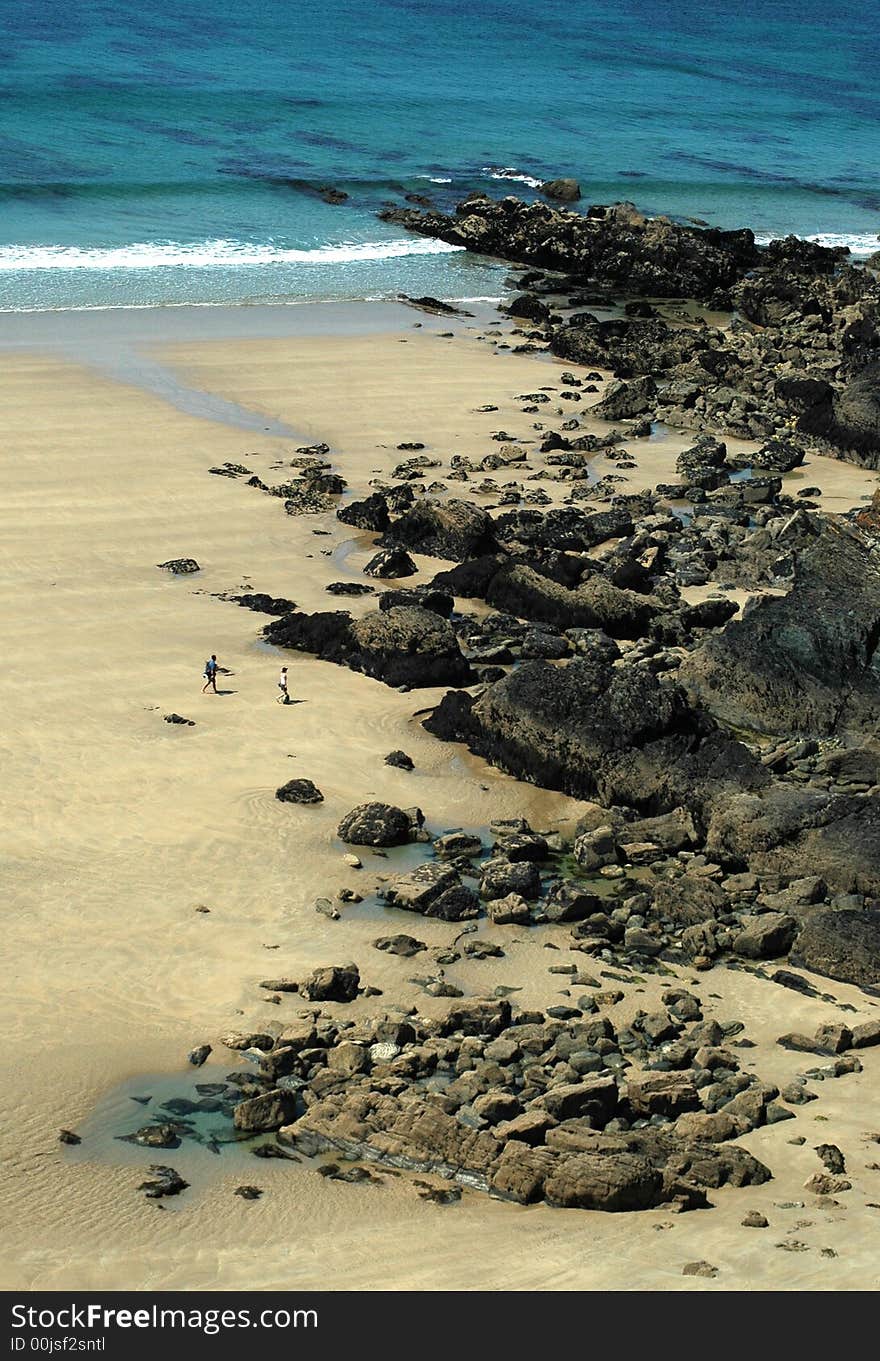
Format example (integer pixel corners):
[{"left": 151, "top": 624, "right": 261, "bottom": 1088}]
[{"left": 1, "top": 0, "right": 878, "bottom": 311}]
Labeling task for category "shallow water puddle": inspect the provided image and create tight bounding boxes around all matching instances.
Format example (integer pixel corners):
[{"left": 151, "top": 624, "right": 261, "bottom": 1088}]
[{"left": 63, "top": 1062, "right": 275, "bottom": 1176}]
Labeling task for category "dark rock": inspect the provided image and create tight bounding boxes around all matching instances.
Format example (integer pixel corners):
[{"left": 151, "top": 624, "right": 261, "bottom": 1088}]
[
  {"left": 164, "top": 713, "right": 195, "bottom": 726},
  {"left": 479, "top": 857, "right": 542, "bottom": 901},
  {"left": 188, "top": 1044, "right": 212, "bottom": 1067},
  {"left": 337, "top": 493, "right": 391, "bottom": 533},
  {"left": 337, "top": 802, "right": 414, "bottom": 847},
  {"left": 733, "top": 913, "right": 798, "bottom": 960},
  {"left": 234, "top": 1185, "right": 263, "bottom": 1200},
  {"left": 129, "top": 1124, "right": 180, "bottom": 1149},
  {"left": 425, "top": 654, "right": 767, "bottom": 816},
  {"left": 276, "top": 779, "right": 324, "bottom": 805},
  {"left": 265, "top": 605, "right": 472, "bottom": 689},
  {"left": 542, "top": 178, "right": 581, "bottom": 202},
  {"left": 326, "top": 582, "right": 375, "bottom": 596},
  {"left": 380, "top": 498, "right": 497, "bottom": 562},
  {"left": 706, "top": 787, "right": 880, "bottom": 896},
  {"left": 232, "top": 592, "right": 296, "bottom": 615},
  {"left": 382, "top": 861, "right": 479, "bottom": 921},
  {"left": 592, "top": 377, "right": 657, "bottom": 421},
  {"left": 680, "top": 520, "right": 880, "bottom": 739},
  {"left": 138, "top": 1165, "right": 189, "bottom": 1198},
  {"left": 233, "top": 1090, "right": 300, "bottom": 1133},
  {"left": 157, "top": 558, "right": 199, "bottom": 574},
  {"left": 794, "top": 903, "right": 880, "bottom": 990},
  {"left": 483, "top": 563, "right": 661, "bottom": 639}
]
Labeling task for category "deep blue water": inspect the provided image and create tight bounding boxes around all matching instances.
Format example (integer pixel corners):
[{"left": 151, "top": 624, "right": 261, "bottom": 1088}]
[{"left": 1, "top": 0, "right": 878, "bottom": 310}]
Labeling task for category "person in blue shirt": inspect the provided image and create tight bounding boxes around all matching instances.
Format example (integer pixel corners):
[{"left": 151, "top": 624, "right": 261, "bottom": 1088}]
[{"left": 202, "top": 654, "right": 218, "bottom": 694}]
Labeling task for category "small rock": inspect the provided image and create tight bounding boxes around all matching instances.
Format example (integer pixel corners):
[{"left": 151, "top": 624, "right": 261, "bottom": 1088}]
[
  {"left": 741, "top": 1211, "right": 769, "bottom": 1228},
  {"left": 156, "top": 558, "right": 200, "bottom": 574},
  {"left": 682, "top": 1261, "right": 718, "bottom": 1278},
  {"left": 234, "top": 1185, "right": 263, "bottom": 1200},
  {"left": 138, "top": 1165, "right": 189, "bottom": 1198},
  {"left": 188, "top": 1044, "right": 212, "bottom": 1067},
  {"left": 58, "top": 1129, "right": 81, "bottom": 1145}
]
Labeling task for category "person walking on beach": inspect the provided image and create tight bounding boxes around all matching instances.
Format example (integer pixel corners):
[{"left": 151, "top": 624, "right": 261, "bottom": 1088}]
[
  {"left": 202, "top": 654, "right": 219, "bottom": 694},
  {"left": 277, "top": 665, "right": 290, "bottom": 704}
]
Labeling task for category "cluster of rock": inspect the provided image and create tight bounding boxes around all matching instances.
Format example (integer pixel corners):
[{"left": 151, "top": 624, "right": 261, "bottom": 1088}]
[
  {"left": 380, "top": 194, "right": 880, "bottom": 465},
  {"left": 225, "top": 995, "right": 778, "bottom": 1211},
  {"left": 261, "top": 471, "right": 880, "bottom": 991}
]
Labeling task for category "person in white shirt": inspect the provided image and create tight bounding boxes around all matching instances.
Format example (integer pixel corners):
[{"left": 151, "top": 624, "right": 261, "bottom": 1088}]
[{"left": 277, "top": 666, "right": 290, "bottom": 703}]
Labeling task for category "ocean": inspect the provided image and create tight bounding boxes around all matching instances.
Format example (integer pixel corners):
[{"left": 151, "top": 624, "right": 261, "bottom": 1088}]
[{"left": 1, "top": 0, "right": 878, "bottom": 312}]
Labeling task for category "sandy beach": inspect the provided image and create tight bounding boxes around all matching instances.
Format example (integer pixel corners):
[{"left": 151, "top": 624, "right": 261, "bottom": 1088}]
[{"left": 2, "top": 302, "right": 879, "bottom": 1292}]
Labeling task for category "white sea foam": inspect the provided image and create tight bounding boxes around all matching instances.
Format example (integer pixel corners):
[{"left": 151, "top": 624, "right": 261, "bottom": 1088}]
[
  {"left": 754, "top": 231, "right": 880, "bottom": 258},
  {"left": 0, "top": 236, "right": 465, "bottom": 272},
  {"left": 482, "top": 166, "right": 543, "bottom": 190},
  {"left": 416, "top": 175, "right": 453, "bottom": 184}
]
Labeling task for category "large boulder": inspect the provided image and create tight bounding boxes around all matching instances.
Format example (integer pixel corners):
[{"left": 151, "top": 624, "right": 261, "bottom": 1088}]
[
  {"left": 381, "top": 861, "right": 480, "bottom": 921},
  {"left": 705, "top": 786, "right": 880, "bottom": 895},
  {"left": 483, "top": 563, "right": 662, "bottom": 639},
  {"left": 830, "top": 365, "right": 880, "bottom": 463},
  {"left": 264, "top": 605, "right": 473, "bottom": 689},
  {"left": 680, "top": 519, "right": 880, "bottom": 738},
  {"left": 733, "top": 912, "right": 798, "bottom": 960},
  {"left": 542, "top": 177, "right": 581, "bottom": 202},
  {"left": 424, "top": 654, "right": 767, "bottom": 816},
  {"left": 233, "top": 1089, "right": 299, "bottom": 1133},
  {"left": 380, "top": 498, "right": 497, "bottom": 562},
  {"left": 591, "top": 377, "right": 656, "bottom": 421},
  {"left": 790, "top": 908, "right": 880, "bottom": 989},
  {"left": 363, "top": 547, "right": 418, "bottom": 579}
]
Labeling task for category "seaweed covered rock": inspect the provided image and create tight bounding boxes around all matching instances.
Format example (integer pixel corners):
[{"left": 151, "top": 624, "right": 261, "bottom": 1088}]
[
  {"left": 425, "top": 654, "right": 767, "bottom": 816},
  {"left": 680, "top": 519, "right": 880, "bottom": 738}
]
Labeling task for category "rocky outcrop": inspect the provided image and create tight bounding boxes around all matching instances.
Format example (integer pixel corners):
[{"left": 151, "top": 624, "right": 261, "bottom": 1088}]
[
  {"left": 790, "top": 908, "right": 880, "bottom": 988},
  {"left": 337, "top": 493, "right": 391, "bottom": 532},
  {"left": 337, "top": 803, "right": 416, "bottom": 847},
  {"left": 274, "top": 997, "right": 772, "bottom": 1211},
  {"left": 264, "top": 605, "right": 473, "bottom": 689},
  {"left": 424, "top": 653, "right": 767, "bottom": 818},
  {"left": 379, "top": 196, "right": 757, "bottom": 299},
  {"left": 482, "top": 563, "right": 662, "bottom": 638},
  {"left": 276, "top": 779, "right": 324, "bottom": 805}
]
